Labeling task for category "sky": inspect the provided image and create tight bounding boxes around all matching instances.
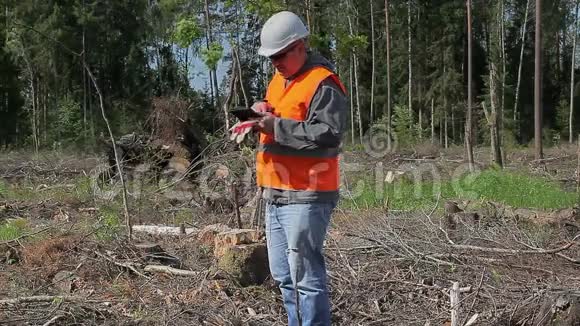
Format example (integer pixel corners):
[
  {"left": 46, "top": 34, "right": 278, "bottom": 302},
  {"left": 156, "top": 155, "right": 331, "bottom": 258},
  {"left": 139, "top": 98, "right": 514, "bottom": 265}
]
[{"left": 187, "top": 42, "right": 230, "bottom": 91}]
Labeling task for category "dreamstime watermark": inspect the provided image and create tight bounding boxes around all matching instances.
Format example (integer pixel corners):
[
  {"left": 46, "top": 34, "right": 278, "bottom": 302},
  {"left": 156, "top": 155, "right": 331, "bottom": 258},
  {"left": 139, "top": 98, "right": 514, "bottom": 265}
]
[{"left": 87, "top": 128, "right": 482, "bottom": 203}]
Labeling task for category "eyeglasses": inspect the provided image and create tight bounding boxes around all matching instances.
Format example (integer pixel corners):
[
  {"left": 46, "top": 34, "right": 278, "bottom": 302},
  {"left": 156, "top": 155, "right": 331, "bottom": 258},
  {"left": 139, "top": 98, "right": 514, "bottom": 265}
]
[{"left": 269, "top": 43, "right": 298, "bottom": 61}]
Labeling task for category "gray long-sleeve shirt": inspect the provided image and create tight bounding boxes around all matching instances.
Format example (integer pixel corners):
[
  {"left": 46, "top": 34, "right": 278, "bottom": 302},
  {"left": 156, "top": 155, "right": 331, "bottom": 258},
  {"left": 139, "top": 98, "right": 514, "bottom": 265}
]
[{"left": 262, "top": 52, "right": 348, "bottom": 204}]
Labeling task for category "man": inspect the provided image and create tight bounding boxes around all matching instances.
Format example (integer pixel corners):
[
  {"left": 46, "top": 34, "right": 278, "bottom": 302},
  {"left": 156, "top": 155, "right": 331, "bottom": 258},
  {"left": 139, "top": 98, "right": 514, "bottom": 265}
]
[{"left": 252, "top": 11, "right": 347, "bottom": 326}]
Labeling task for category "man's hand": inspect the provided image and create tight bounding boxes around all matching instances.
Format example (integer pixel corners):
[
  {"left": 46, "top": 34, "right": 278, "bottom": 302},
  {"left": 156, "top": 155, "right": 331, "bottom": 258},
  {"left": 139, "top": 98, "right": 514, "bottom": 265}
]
[
  {"left": 251, "top": 101, "right": 273, "bottom": 114},
  {"left": 255, "top": 115, "right": 277, "bottom": 135}
]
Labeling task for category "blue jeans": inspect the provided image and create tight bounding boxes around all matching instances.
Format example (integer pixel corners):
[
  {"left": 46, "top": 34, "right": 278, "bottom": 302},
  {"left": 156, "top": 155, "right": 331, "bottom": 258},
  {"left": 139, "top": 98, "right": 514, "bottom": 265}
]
[{"left": 265, "top": 201, "right": 336, "bottom": 326}]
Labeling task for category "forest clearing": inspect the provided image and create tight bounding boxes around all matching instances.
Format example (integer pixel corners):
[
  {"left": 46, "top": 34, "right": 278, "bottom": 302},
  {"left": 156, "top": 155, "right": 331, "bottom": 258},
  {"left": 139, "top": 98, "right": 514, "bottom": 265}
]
[
  {"left": 1, "top": 144, "right": 579, "bottom": 325},
  {"left": 3, "top": 0, "right": 580, "bottom": 325}
]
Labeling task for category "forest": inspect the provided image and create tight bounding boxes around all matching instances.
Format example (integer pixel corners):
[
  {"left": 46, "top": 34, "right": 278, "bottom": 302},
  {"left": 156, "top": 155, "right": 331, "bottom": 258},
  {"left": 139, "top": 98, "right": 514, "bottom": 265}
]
[
  {"left": 1, "top": 0, "right": 578, "bottom": 153},
  {"left": 2, "top": 0, "right": 580, "bottom": 325}
]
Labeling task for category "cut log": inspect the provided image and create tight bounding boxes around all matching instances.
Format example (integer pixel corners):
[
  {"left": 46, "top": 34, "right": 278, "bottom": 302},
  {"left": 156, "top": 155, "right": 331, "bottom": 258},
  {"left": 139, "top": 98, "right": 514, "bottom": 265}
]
[
  {"left": 144, "top": 265, "right": 200, "bottom": 277},
  {"left": 132, "top": 225, "right": 198, "bottom": 236}
]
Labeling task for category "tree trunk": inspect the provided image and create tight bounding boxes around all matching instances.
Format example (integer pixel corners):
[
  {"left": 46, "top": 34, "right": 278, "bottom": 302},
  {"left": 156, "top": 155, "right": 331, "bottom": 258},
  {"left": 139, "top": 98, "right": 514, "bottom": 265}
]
[
  {"left": 21, "top": 44, "right": 38, "bottom": 152},
  {"left": 348, "top": 13, "right": 363, "bottom": 144},
  {"left": 418, "top": 77, "right": 423, "bottom": 140},
  {"left": 445, "top": 111, "right": 448, "bottom": 148},
  {"left": 500, "top": 0, "right": 506, "bottom": 130},
  {"left": 223, "top": 58, "right": 238, "bottom": 131},
  {"left": 431, "top": 98, "right": 435, "bottom": 144},
  {"left": 212, "top": 69, "right": 220, "bottom": 109},
  {"left": 408, "top": 0, "right": 413, "bottom": 115},
  {"left": 370, "top": 0, "right": 375, "bottom": 122},
  {"left": 354, "top": 54, "right": 363, "bottom": 144},
  {"left": 444, "top": 63, "right": 448, "bottom": 148},
  {"left": 350, "top": 57, "right": 355, "bottom": 144},
  {"left": 486, "top": 61, "right": 503, "bottom": 167},
  {"left": 204, "top": 0, "right": 218, "bottom": 108},
  {"left": 385, "top": 0, "right": 392, "bottom": 150},
  {"left": 233, "top": 46, "right": 249, "bottom": 108},
  {"left": 466, "top": 0, "right": 475, "bottom": 171},
  {"left": 452, "top": 108, "right": 456, "bottom": 143},
  {"left": 82, "top": 0, "right": 87, "bottom": 137},
  {"left": 43, "top": 87, "right": 47, "bottom": 144},
  {"left": 514, "top": 0, "right": 531, "bottom": 137},
  {"left": 305, "top": 0, "right": 312, "bottom": 32},
  {"left": 439, "top": 112, "right": 443, "bottom": 145},
  {"left": 31, "top": 77, "right": 38, "bottom": 152},
  {"left": 570, "top": 1, "right": 579, "bottom": 143},
  {"left": 535, "top": 0, "right": 543, "bottom": 159}
]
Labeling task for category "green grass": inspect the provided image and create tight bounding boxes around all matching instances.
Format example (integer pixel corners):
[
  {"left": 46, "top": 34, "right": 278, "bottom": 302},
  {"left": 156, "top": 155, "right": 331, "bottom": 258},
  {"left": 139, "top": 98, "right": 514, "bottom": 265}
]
[
  {"left": 341, "top": 169, "right": 578, "bottom": 210},
  {"left": 0, "top": 176, "right": 94, "bottom": 203},
  {"left": 0, "top": 180, "right": 6, "bottom": 197},
  {"left": 173, "top": 208, "right": 194, "bottom": 225},
  {"left": 94, "top": 205, "right": 122, "bottom": 240},
  {"left": 0, "top": 219, "right": 28, "bottom": 241}
]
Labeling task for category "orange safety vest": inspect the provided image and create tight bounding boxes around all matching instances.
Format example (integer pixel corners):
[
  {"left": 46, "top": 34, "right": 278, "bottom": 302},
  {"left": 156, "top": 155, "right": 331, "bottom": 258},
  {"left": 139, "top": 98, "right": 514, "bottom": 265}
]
[{"left": 256, "top": 66, "right": 346, "bottom": 192}]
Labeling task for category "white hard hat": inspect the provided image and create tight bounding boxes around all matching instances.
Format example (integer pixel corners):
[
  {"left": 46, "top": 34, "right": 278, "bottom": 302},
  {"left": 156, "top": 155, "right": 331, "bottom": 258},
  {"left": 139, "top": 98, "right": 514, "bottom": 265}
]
[{"left": 258, "top": 11, "right": 309, "bottom": 57}]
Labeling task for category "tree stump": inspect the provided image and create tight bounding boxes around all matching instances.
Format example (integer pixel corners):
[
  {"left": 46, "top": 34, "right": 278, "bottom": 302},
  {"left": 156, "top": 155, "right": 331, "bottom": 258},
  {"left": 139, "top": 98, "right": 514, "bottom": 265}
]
[
  {"left": 531, "top": 291, "right": 580, "bottom": 326},
  {"left": 213, "top": 229, "right": 268, "bottom": 286},
  {"left": 217, "top": 243, "right": 269, "bottom": 287}
]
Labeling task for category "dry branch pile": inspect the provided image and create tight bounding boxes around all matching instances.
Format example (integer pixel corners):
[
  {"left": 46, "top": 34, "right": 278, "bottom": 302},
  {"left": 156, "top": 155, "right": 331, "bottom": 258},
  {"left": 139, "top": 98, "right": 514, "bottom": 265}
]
[{"left": 1, "top": 203, "right": 579, "bottom": 325}]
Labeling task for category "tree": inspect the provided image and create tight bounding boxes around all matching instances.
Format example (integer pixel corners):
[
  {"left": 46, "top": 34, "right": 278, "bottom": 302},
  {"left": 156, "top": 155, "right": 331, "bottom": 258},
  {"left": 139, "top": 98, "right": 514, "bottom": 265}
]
[
  {"left": 535, "top": 0, "right": 543, "bottom": 159},
  {"left": 466, "top": 0, "right": 475, "bottom": 172},
  {"left": 570, "top": 0, "right": 579, "bottom": 143},
  {"left": 482, "top": 0, "right": 504, "bottom": 167},
  {"left": 513, "top": 0, "right": 531, "bottom": 137},
  {"left": 370, "top": 0, "right": 376, "bottom": 122},
  {"left": 385, "top": 0, "right": 392, "bottom": 150},
  {"left": 407, "top": 0, "right": 413, "bottom": 116}
]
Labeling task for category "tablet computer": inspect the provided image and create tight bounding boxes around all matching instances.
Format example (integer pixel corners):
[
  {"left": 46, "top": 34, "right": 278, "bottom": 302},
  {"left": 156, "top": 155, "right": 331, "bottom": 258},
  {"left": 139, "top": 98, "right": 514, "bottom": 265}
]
[{"left": 230, "top": 106, "right": 263, "bottom": 121}]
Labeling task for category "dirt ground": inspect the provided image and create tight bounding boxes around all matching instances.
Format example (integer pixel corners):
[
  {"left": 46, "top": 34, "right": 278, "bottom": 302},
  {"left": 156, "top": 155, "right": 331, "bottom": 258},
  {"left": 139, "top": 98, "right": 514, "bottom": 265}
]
[{"left": 0, "top": 146, "right": 579, "bottom": 325}]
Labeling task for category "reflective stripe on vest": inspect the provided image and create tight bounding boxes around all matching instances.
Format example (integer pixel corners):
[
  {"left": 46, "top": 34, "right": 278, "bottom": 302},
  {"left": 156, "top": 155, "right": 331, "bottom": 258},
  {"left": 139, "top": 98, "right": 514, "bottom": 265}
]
[{"left": 256, "top": 66, "right": 346, "bottom": 192}]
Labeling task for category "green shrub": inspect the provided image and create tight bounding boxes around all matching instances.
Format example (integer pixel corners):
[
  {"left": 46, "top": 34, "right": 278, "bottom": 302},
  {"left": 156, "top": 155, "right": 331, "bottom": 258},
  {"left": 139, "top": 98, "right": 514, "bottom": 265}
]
[
  {"left": 392, "top": 105, "right": 420, "bottom": 147},
  {"left": 54, "top": 96, "right": 85, "bottom": 147},
  {"left": 95, "top": 206, "right": 122, "bottom": 240}
]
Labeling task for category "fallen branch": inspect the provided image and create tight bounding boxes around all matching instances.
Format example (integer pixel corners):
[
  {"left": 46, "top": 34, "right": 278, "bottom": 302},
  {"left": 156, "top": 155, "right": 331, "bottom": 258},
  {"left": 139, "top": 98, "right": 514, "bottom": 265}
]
[
  {"left": 378, "top": 279, "right": 471, "bottom": 294},
  {"left": 42, "top": 315, "right": 65, "bottom": 326},
  {"left": 78, "top": 207, "right": 99, "bottom": 213},
  {"left": 0, "top": 295, "right": 81, "bottom": 305},
  {"left": 464, "top": 314, "right": 479, "bottom": 326},
  {"left": 325, "top": 245, "right": 383, "bottom": 252},
  {"left": 450, "top": 282, "right": 460, "bottom": 326},
  {"left": 530, "top": 155, "right": 573, "bottom": 164},
  {"left": 452, "top": 234, "right": 579, "bottom": 255},
  {"left": 556, "top": 252, "right": 580, "bottom": 264},
  {"left": 462, "top": 269, "right": 486, "bottom": 325},
  {"left": 93, "top": 250, "right": 149, "bottom": 279},
  {"left": 144, "top": 265, "right": 201, "bottom": 276}
]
